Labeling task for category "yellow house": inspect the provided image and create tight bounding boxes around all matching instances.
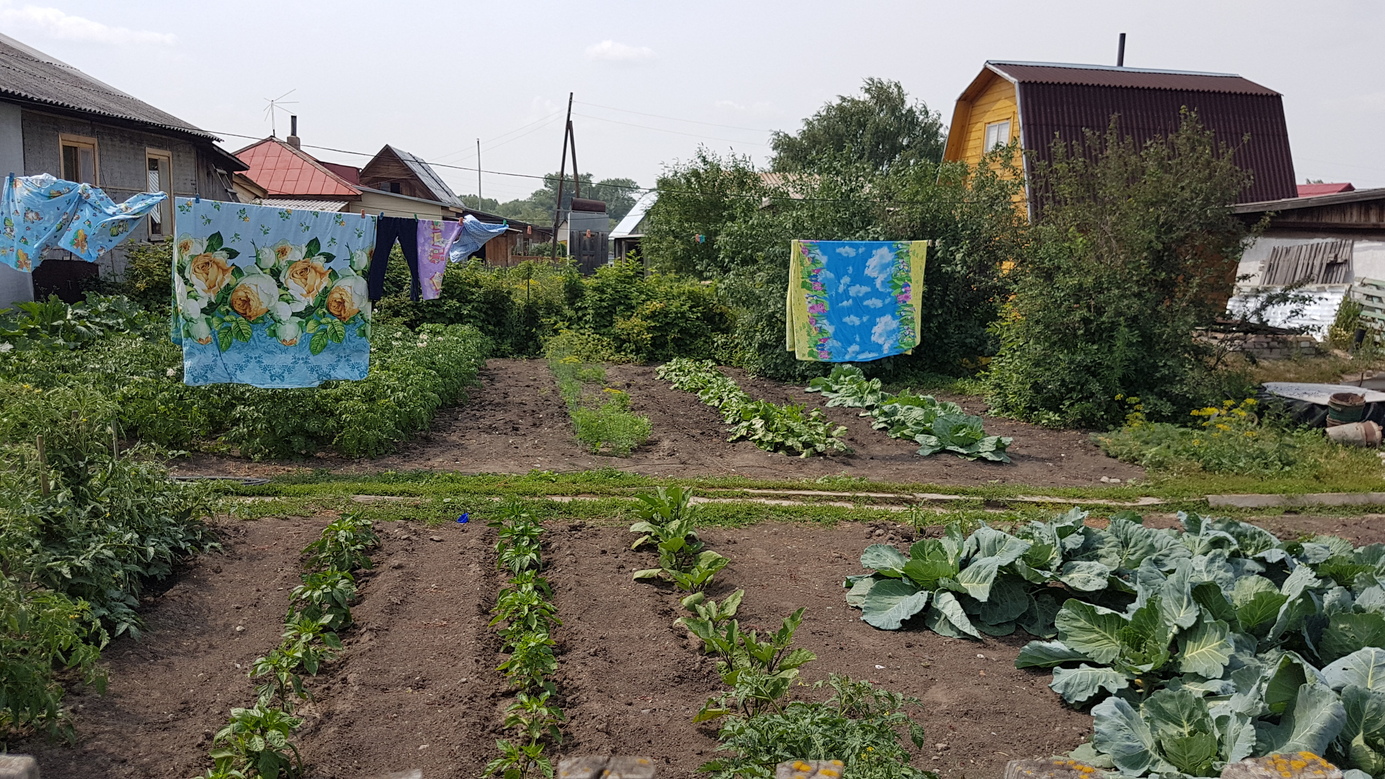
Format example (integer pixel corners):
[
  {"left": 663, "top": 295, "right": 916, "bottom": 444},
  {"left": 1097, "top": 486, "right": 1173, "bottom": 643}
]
[{"left": 942, "top": 61, "right": 1298, "bottom": 217}]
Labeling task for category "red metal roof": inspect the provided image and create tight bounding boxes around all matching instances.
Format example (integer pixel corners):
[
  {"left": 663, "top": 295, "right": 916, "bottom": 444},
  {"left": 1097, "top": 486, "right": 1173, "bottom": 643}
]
[
  {"left": 320, "top": 161, "right": 360, "bottom": 185},
  {"left": 235, "top": 138, "right": 359, "bottom": 197},
  {"left": 1297, "top": 182, "right": 1355, "bottom": 197},
  {"left": 988, "top": 61, "right": 1280, "bottom": 95}
]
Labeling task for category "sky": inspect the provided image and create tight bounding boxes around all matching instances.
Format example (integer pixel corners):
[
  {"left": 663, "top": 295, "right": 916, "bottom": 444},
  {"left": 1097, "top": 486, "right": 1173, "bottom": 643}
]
[{"left": 4, "top": 0, "right": 1383, "bottom": 202}]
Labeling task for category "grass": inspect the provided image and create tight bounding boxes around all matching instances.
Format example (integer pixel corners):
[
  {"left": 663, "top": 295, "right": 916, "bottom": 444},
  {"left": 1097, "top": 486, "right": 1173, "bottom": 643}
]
[
  {"left": 547, "top": 347, "right": 651, "bottom": 456},
  {"left": 1227, "top": 350, "right": 1384, "bottom": 386}
]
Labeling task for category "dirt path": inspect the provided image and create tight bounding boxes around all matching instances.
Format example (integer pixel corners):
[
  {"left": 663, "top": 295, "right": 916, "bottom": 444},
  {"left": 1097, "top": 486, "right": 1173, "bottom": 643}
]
[{"left": 172, "top": 359, "right": 1143, "bottom": 488}]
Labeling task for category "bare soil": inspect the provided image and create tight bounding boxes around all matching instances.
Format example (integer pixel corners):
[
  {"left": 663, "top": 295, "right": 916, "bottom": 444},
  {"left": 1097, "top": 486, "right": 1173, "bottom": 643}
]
[
  {"left": 26, "top": 511, "right": 1380, "bottom": 779},
  {"left": 172, "top": 359, "right": 1142, "bottom": 488}
]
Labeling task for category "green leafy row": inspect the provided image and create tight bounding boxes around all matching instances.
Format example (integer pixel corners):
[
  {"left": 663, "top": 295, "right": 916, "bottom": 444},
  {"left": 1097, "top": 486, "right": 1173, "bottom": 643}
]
[
  {"left": 484, "top": 500, "right": 564, "bottom": 779},
  {"left": 202, "top": 513, "right": 378, "bottom": 779},
  {"left": 628, "top": 488, "right": 931, "bottom": 779},
  {"left": 1, "top": 296, "right": 492, "bottom": 460},
  {"left": 656, "top": 358, "right": 848, "bottom": 458},
  {"left": 0, "top": 385, "right": 214, "bottom": 744},
  {"left": 806, "top": 365, "right": 1011, "bottom": 462},
  {"left": 846, "top": 509, "right": 1385, "bottom": 777}
]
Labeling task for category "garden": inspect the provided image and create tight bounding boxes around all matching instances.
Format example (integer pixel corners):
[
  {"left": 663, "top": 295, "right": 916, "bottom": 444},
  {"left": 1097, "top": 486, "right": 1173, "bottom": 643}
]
[{"left": 6, "top": 91, "right": 1385, "bottom": 779}]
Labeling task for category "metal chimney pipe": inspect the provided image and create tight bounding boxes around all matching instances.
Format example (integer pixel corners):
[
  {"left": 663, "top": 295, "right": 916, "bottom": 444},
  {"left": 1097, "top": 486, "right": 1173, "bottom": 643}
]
[
  {"left": 1117, "top": 33, "right": 1126, "bottom": 67},
  {"left": 287, "top": 115, "right": 301, "bottom": 149}
]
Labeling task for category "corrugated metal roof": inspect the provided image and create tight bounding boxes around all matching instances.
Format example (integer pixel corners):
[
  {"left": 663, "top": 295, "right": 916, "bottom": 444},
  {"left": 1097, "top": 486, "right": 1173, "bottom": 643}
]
[
  {"left": 0, "top": 32, "right": 218, "bottom": 140},
  {"left": 320, "top": 161, "right": 360, "bottom": 185},
  {"left": 258, "top": 199, "right": 350, "bottom": 212},
  {"left": 236, "top": 138, "right": 359, "bottom": 197},
  {"left": 611, "top": 190, "right": 657, "bottom": 238},
  {"left": 1017, "top": 81, "right": 1297, "bottom": 203},
  {"left": 989, "top": 61, "right": 1279, "bottom": 95},
  {"left": 1298, "top": 183, "right": 1355, "bottom": 197},
  {"left": 386, "top": 146, "right": 462, "bottom": 207},
  {"left": 1235, "top": 186, "right": 1385, "bottom": 214}
]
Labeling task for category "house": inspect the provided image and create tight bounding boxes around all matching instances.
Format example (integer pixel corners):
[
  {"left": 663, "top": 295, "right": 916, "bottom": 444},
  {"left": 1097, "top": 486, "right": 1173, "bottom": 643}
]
[
  {"left": 0, "top": 32, "right": 247, "bottom": 307},
  {"left": 610, "top": 190, "right": 657, "bottom": 260},
  {"left": 1228, "top": 188, "right": 1385, "bottom": 336},
  {"left": 559, "top": 198, "right": 609, "bottom": 274},
  {"left": 1298, "top": 182, "right": 1355, "bottom": 197},
  {"left": 235, "top": 124, "right": 457, "bottom": 220},
  {"left": 942, "top": 61, "right": 1298, "bottom": 216}
]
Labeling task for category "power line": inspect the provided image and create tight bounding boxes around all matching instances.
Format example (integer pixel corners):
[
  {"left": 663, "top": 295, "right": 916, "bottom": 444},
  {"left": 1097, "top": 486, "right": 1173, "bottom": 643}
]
[
  {"left": 433, "top": 112, "right": 565, "bottom": 162},
  {"left": 571, "top": 112, "right": 771, "bottom": 147},
  {"left": 575, "top": 100, "right": 773, "bottom": 133}
]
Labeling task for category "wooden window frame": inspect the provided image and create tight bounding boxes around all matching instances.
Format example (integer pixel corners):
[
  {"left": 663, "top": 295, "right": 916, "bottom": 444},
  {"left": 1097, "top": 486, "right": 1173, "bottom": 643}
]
[
  {"left": 58, "top": 133, "right": 99, "bottom": 185},
  {"left": 145, "top": 148, "right": 174, "bottom": 241},
  {"left": 984, "top": 120, "right": 1012, "bottom": 152}
]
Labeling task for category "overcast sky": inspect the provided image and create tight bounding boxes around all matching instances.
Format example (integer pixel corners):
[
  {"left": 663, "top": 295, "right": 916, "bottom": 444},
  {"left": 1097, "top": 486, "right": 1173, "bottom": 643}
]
[{"left": 5, "top": 0, "right": 1381, "bottom": 201}]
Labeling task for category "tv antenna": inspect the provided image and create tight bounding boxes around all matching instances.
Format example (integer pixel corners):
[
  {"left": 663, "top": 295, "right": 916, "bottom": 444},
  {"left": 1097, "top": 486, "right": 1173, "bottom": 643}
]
[{"left": 263, "top": 89, "right": 298, "bottom": 136}]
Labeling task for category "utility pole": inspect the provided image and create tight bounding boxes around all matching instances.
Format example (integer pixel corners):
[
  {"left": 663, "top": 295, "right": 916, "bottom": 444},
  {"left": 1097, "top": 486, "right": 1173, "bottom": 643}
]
[
  {"left": 550, "top": 92, "right": 574, "bottom": 264},
  {"left": 476, "top": 138, "right": 482, "bottom": 199}
]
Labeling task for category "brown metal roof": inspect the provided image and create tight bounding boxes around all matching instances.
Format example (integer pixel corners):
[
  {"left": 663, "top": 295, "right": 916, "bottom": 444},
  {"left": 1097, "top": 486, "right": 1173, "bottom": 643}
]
[
  {"left": 999, "top": 62, "right": 1297, "bottom": 204},
  {"left": 989, "top": 61, "right": 1280, "bottom": 96}
]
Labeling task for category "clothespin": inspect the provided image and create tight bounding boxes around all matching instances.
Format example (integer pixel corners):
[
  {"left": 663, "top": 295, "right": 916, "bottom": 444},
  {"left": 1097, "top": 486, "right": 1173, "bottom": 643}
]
[{"left": 194, "top": 195, "right": 201, "bottom": 204}]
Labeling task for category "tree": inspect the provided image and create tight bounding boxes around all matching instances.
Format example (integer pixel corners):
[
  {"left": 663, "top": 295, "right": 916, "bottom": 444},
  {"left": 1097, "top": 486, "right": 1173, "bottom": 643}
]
[
  {"left": 985, "top": 112, "right": 1254, "bottom": 429},
  {"left": 461, "top": 172, "right": 642, "bottom": 227},
  {"left": 770, "top": 78, "right": 946, "bottom": 174}
]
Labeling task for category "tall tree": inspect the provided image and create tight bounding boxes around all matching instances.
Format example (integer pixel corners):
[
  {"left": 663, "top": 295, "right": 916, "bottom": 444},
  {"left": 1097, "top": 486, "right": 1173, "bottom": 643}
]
[{"left": 770, "top": 78, "right": 946, "bottom": 173}]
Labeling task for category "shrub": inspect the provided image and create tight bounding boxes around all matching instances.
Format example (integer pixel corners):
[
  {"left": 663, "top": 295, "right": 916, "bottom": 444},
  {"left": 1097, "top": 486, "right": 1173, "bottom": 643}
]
[
  {"left": 985, "top": 113, "right": 1253, "bottom": 428},
  {"left": 105, "top": 241, "right": 174, "bottom": 314}
]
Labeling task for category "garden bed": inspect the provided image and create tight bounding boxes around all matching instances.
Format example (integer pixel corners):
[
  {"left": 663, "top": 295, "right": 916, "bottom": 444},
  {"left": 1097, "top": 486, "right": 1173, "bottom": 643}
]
[
  {"left": 171, "top": 359, "right": 1142, "bottom": 488},
  {"left": 20, "top": 510, "right": 1385, "bottom": 778}
]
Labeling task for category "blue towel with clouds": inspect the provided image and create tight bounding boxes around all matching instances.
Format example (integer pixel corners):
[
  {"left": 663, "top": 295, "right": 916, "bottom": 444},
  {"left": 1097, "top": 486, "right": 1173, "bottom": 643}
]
[{"left": 786, "top": 240, "right": 928, "bottom": 362}]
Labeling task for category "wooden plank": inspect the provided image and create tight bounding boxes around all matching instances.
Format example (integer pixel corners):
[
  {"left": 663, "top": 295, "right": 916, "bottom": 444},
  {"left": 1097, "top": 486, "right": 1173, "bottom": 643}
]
[
  {"left": 775, "top": 760, "right": 844, "bottom": 779},
  {"left": 557, "top": 756, "right": 655, "bottom": 778}
]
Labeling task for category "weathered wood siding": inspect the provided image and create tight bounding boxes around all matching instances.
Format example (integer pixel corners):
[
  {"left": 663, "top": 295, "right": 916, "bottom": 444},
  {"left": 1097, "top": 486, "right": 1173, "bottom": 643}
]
[{"left": 19, "top": 108, "right": 228, "bottom": 288}]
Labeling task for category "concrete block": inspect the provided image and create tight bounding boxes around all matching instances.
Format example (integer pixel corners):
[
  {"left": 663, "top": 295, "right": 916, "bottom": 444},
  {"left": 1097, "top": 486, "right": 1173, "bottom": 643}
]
[
  {"left": 0, "top": 755, "right": 38, "bottom": 779},
  {"left": 558, "top": 756, "right": 656, "bottom": 778},
  {"left": 776, "top": 760, "right": 844, "bottom": 779},
  {"left": 1003, "top": 757, "right": 1101, "bottom": 779},
  {"left": 1220, "top": 752, "right": 1342, "bottom": 779}
]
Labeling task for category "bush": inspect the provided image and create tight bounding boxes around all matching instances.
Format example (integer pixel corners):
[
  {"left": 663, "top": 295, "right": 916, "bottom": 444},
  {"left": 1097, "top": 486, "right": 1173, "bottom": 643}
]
[
  {"left": 104, "top": 241, "right": 174, "bottom": 314},
  {"left": 1095, "top": 397, "right": 1373, "bottom": 478},
  {"left": 985, "top": 113, "right": 1253, "bottom": 428}
]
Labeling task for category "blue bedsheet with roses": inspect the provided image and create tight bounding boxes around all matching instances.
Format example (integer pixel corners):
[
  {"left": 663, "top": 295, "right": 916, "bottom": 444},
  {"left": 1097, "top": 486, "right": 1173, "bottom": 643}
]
[{"left": 172, "top": 199, "right": 378, "bottom": 388}]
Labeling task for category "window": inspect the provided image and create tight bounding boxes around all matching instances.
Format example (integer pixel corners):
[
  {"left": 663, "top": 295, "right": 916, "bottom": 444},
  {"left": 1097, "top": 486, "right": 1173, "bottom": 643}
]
[
  {"left": 984, "top": 120, "right": 1012, "bottom": 151},
  {"left": 59, "top": 134, "right": 98, "bottom": 184},
  {"left": 145, "top": 149, "right": 173, "bottom": 240}
]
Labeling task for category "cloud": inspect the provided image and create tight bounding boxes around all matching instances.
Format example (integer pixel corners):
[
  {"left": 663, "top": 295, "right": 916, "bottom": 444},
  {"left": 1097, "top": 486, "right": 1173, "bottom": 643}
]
[
  {"left": 585, "top": 40, "right": 654, "bottom": 62},
  {"left": 0, "top": 3, "right": 176, "bottom": 46}
]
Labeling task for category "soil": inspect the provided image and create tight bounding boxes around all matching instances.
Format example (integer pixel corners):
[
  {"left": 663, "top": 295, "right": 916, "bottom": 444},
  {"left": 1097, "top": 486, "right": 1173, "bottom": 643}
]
[
  {"left": 172, "top": 358, "right": 1143, "bottom": 488},
  {"left": 27, "top": 511, "right": 1382, "bottom": 779}
]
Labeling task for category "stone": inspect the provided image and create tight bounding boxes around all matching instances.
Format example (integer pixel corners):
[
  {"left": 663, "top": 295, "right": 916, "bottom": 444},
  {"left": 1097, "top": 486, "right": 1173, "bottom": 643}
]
[
  {"left": 1220, "top": 752, "right": 1343, "bottom": 779},
  {"left": 558, "top": 756, "right": 656, "bottom": 778},
  {"left": 1003, "top": 757, "right": 1102, "bottom": 779},
  {"left": 0, "top": 755, "right": 38, "bottom": 779},
  {"left": 775, "top": 760, "right": 844, "bottom": 779}
]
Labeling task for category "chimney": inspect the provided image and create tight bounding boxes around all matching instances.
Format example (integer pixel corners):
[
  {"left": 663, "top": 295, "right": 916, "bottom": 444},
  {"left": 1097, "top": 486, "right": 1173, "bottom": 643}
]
[
  {"left": 1117, "top": 33, "right": 1126, "bottom": 67},
  {"left": 287, "top": 115, "right": 301, "bottom": 149}
]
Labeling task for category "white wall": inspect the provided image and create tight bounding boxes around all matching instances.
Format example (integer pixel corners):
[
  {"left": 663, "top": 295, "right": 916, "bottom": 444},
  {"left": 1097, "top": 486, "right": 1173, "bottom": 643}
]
[{"left": 0, "top": 100, "right": 31, "bottom": 310}]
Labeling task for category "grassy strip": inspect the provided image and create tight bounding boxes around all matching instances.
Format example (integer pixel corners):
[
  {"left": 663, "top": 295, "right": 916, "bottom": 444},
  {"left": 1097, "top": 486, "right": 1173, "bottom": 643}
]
[
  {"left": 217, "top": 465, "right": 1385, "bottom": 507},
  {"left": 546, "top": 341, "right": 651, "bottom": 456},
  {"left": 483, "top": 500, "right": 564, "bottom": 779},
  {"left": 201, "top": 513, "right": 378, "bottom": 779}
]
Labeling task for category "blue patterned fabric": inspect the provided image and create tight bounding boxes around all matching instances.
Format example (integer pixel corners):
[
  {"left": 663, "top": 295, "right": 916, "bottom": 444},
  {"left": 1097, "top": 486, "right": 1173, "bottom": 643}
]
[
  {"left": 447, "top": 214, "right": 508, "bottom": 262},
  {"left": 172, "top": 198, "right": 378, "bottom": 388},
  {"left": 0, "top": 173, "right": 166, "bottom": 270},
  {"left": 785, "top": 240, "right": 927, "bottom": 362}
]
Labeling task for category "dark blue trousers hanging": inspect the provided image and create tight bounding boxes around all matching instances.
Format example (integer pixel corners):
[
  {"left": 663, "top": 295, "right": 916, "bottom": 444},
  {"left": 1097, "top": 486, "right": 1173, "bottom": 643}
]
[{"left": 367, "top": 216, "right": 421, "bottom": 301}]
